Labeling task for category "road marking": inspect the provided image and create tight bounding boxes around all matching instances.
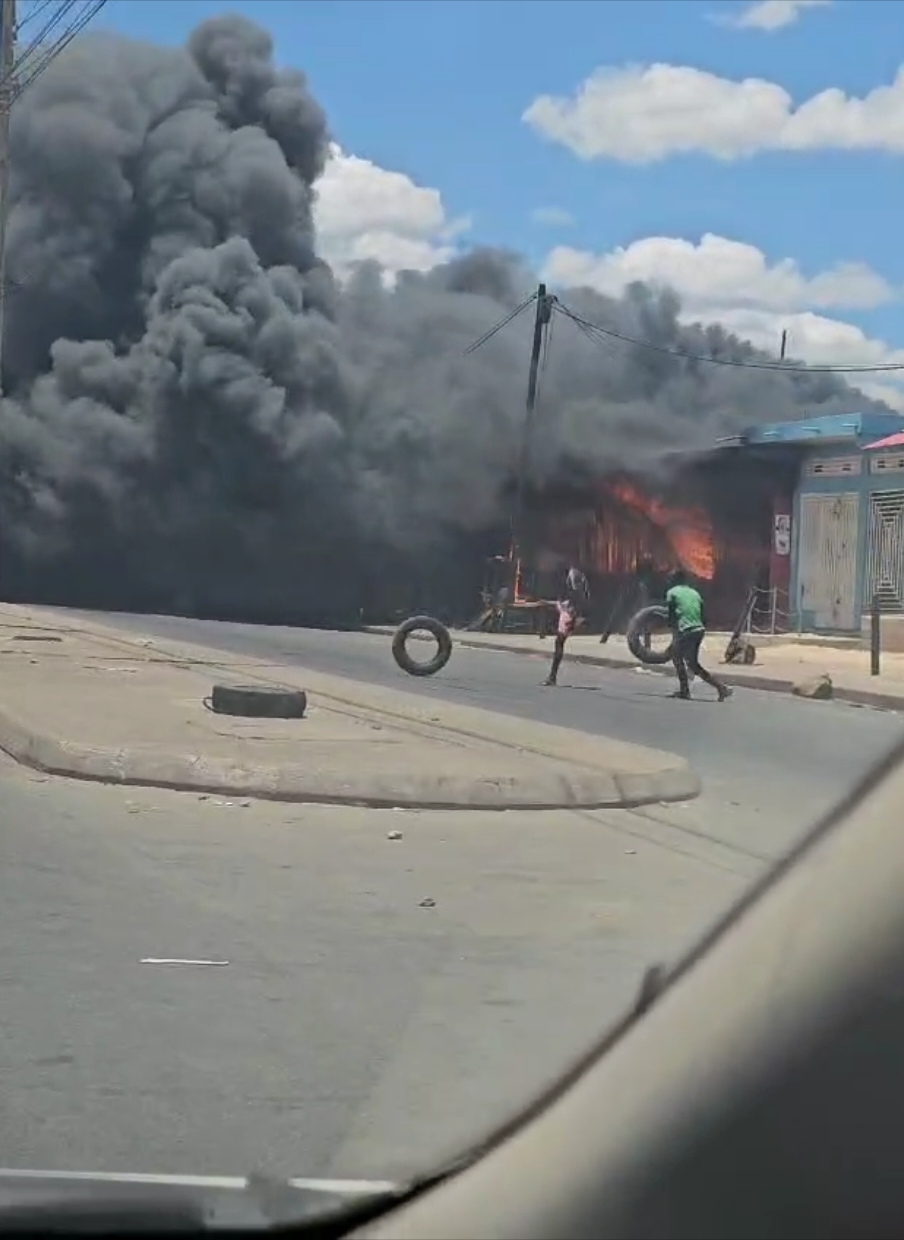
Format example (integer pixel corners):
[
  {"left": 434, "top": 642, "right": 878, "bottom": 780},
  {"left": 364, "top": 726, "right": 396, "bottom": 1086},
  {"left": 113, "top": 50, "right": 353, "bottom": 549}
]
[
  {"left": 0, "top": 1169, "right": 396, "bottom": 1194},
  {"left": 140, "top": 958, "right": 230, "bottom": 967}
]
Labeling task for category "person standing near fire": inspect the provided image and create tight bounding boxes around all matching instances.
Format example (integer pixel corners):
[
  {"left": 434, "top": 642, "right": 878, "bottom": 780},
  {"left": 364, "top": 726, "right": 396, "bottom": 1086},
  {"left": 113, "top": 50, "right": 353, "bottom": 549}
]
[
  {"left": 543, "top": 564, "right": 590, "bottom": 687},
  {"left": 665, "top": 569, "right": 731, "bottom": 702}
]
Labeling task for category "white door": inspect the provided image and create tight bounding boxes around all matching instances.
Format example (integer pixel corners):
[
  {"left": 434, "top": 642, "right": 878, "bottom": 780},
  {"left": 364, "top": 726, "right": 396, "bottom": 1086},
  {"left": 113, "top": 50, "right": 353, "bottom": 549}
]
[{"left": 797, "top": 492, "right": 860, "bottom": 630}]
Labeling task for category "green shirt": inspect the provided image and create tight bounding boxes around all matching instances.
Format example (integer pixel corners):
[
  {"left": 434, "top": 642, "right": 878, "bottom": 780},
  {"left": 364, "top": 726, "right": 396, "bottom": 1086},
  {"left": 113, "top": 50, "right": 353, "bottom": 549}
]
[{"left": 666, "top": 584, "right": 705, "bottom": 633}]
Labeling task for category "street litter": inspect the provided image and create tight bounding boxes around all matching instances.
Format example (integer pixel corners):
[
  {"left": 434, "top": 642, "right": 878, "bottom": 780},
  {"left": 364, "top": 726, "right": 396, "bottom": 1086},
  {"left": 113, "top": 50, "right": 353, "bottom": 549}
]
[{"left": 140, "top": 958, "right": 230, "bottom": 967}]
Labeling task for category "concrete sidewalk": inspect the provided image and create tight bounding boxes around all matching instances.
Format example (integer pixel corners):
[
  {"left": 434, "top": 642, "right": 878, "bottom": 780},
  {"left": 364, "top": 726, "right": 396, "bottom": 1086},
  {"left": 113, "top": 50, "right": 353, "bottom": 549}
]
[
  {"left": 0, "top": 607, "right": 699, "bottom": 810},
  {"left": 366, "top": 625, "right": 904, "bottom": 712}
]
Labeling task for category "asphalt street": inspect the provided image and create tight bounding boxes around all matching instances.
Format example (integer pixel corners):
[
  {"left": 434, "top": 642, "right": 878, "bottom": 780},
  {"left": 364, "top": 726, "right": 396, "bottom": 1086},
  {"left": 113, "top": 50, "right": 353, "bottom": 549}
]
[
  {"left": 0, "top": 759, "right": 755, "bottom": 1183},
  {"left": 3, "top": 609, "right": 901, "bottom": 1184},
  {"left": 74, "top": 610, "right": 904, "bottom": 852}
]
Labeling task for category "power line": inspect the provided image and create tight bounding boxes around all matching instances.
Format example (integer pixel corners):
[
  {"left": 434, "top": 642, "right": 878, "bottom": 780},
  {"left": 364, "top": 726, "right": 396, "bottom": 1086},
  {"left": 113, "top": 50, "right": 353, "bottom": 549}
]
[
  {"left": 0, "top": 0, "right": 108, "bottom": 389},
  {"left": 563, "top": 305, "right": 624, "bottom": 361},
  {"left": 555, "top": 300, "right": 904, "bottom": 375},
  {"left": 463, "top": 291, "right": 537, "bottom": 355},
  {"left": 10, "top": 1, "right": 108, "bottom": 104},
  {"left": 16, "top": 0, "right": 54, "bottom": 32}
]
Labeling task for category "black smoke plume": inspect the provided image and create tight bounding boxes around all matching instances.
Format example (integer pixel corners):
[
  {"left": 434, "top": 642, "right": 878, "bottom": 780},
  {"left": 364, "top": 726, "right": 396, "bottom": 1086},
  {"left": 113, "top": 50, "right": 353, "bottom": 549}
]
[{"left": 0, "top": 14, "right": 887, "bottom": 621}]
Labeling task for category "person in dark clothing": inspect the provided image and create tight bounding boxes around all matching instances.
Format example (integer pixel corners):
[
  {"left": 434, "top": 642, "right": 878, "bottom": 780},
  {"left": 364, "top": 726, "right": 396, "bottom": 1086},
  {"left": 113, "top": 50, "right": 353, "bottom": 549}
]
[
  {"left": 635, "top": 556, "right": 659, "bottom": 654},
  {"left": 665, "top": 569, "right": 731, "bottom": 702},
  {"left": 564, "top": 565, "right": 591, "bottom": 611}
]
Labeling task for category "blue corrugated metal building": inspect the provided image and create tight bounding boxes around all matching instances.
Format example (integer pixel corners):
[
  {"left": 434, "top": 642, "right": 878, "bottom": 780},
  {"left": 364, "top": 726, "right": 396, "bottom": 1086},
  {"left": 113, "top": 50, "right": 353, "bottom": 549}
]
[{"left": 736, "top": 412, "right": 904, "bottom": 632}]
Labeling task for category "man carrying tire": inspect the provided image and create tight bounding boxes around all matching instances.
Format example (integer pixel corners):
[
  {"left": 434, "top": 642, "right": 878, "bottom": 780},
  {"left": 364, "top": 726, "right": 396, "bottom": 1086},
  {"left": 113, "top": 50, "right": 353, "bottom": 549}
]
[{"left": 665, "top": 569, "right": 731, "bottom": 703}]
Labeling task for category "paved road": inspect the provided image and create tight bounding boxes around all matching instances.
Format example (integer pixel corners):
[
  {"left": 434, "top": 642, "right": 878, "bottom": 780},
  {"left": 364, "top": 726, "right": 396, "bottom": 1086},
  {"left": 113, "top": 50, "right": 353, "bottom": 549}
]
[
  {"left": 74, "top": 610, "right": 904, "bottom": 851},
  {"left": 5, "top": 609, "right": 899, "bottom": 1182},
  {"left": 0, "top": 759, "right": 754, "bottom": 1183}
]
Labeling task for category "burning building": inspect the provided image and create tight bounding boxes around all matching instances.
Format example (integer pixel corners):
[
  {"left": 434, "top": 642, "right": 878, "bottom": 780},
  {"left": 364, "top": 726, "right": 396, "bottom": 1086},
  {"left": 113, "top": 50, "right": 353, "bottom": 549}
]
[{"left": 524, "top": 440, "right": 800, "bottom": 633}]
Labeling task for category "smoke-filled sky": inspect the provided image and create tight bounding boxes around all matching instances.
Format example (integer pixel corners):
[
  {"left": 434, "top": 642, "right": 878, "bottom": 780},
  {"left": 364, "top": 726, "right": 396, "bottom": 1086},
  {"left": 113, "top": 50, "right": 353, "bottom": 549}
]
[{"left": 0, "top": 13, "right": 889, "bottom": 615}]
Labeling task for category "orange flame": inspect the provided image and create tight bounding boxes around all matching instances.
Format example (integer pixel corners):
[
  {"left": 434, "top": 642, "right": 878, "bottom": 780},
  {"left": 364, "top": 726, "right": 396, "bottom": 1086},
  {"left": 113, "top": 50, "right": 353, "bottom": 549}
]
[
  {"left": 506, "top": 542, "right": 528, "bottom": 602},
  {"left": 606, "top": 481, "right": 716, "bottom": 581}
]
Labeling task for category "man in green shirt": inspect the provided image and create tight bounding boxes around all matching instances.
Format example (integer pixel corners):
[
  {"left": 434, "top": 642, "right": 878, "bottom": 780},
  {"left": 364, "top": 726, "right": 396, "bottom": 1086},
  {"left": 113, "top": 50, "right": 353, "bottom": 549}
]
[{"left": 665, "top": 569, "right": 731, "bottom": 702}]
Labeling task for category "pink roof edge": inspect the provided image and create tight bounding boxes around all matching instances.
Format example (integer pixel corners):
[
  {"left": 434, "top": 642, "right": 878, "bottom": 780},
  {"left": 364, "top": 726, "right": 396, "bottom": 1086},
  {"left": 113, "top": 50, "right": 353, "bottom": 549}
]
[{"left": 865, "top": 430, "right": 904, "bottom": 450}]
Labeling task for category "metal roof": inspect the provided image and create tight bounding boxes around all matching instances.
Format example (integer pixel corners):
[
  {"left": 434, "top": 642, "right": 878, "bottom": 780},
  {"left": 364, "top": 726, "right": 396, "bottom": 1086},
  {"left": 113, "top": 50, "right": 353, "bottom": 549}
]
[{"left": 741, "top": 413, "right": 904, "bottom": 446}]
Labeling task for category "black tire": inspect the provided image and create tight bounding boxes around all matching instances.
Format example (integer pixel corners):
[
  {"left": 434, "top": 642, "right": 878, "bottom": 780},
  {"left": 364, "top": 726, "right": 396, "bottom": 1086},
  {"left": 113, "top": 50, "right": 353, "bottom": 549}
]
[
  {"left": 392, "top": 615, "right": 453, "bottom": 677},
  {"left": 209, "top": 683, "right": 307, "bottom": 718},
  {"left": 626, "top": 604, "right": 675, "bottom": 666}
]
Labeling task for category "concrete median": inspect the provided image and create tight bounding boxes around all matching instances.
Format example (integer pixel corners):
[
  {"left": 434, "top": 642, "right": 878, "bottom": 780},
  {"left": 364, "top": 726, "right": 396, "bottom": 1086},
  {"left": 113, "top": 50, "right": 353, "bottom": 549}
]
[{"left": 0, "top": 606, "right": 700, "bottom": 810}]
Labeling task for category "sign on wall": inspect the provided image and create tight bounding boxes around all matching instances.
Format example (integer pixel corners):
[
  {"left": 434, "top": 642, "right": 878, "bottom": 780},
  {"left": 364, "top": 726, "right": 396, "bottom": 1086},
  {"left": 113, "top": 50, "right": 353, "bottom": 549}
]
[{"left": 774, "top": 514, "right": 791, "bottom": 556}]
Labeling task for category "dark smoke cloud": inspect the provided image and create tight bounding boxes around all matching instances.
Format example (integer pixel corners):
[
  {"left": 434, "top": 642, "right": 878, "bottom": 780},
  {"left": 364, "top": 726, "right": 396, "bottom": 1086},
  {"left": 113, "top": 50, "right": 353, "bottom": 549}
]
[{"left": 0, "top": 13, "right": 887, "bottom": 618}]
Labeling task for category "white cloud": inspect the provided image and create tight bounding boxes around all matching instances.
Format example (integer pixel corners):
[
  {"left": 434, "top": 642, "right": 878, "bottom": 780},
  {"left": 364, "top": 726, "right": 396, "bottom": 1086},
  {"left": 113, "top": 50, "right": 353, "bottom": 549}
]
[
  {"left": 543, "top": 234, "right": 896, "bottom": 314},
  {"left": 532, "top": 206, "right": 575, "bottom": 227},
  {"left": 713, "top": 309, "right": 904, "bottom": 409},
  {"left": 314, "top": 144, "right": 469, "bottom": 280},
  {"left": 722, "top": 0, "right": 832, "bottom": 32},
  {"left": 542, "top": 234, "right": 904, "bottom": 409},
  {"left": 310, "top": 146, "right": 904, "bottom": 408},
  {"left": 523, "top": 61, "right": 904, "bottom": 164}
]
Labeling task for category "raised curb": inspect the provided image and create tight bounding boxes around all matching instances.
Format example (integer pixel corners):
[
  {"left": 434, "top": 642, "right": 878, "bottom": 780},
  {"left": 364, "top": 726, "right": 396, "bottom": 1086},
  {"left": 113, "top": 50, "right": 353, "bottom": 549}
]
[
  {"left": 364, "top": 627, "right": 904, "bottom": 714},
  {"left": 0, "top": 690, "right": 700, "bottom": 812}
]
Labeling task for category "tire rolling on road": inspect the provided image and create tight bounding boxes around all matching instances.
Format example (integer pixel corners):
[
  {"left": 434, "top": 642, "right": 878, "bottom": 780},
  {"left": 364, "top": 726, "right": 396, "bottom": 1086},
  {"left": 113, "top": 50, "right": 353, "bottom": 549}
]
[
  {"left": 626, "top": 604, "right": 675, "bottom": 666},
  {"left": 392, "top": 615, "right": 453, "bottom": 678}
]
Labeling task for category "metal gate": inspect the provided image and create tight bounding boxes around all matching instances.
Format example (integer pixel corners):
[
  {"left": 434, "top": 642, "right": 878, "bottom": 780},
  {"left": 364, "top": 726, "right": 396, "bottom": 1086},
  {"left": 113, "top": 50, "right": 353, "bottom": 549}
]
[
  {"left": 797, "top": 492, "right": 860, "bottom": 630},
  {"left": 866, "top": 489, "right": 904, "bottom": 610}
]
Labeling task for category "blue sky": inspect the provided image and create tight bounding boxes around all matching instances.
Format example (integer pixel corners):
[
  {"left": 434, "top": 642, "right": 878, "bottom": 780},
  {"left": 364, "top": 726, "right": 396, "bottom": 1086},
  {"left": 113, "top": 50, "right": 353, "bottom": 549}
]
[{"left": 90, "top": 0, "right": 904, "bottom": 404}]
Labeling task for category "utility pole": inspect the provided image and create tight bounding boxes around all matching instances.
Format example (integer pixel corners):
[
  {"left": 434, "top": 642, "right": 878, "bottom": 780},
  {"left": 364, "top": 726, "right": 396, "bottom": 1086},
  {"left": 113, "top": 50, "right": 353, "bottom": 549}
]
[
  {"left": 509, "top": 282, "right": 554, "bottom": 596},
  {"left": 0, "top": 0, "right": 15, "bottom": 395},
  {"left": 780, "top": 328, "right": 788, "bottom": 360}
]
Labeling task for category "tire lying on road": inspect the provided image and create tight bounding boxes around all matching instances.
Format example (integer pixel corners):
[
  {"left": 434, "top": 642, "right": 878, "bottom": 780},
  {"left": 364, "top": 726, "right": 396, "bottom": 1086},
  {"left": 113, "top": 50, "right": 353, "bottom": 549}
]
[
  {"left": 626, "top": 604, "right": 675, "bottom": 666},
  {"left": 209, "top": 683, "right": 308, "bottom": 718},
  {"left": 391, "top": 615, "right": 453, "bottom": 678}
]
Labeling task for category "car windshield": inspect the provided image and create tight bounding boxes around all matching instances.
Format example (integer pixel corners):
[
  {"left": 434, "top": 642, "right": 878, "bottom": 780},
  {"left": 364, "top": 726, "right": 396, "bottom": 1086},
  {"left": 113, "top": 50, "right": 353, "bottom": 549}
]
[{"left": 1, "top": 0, "right": 900, "bottom": 1196}]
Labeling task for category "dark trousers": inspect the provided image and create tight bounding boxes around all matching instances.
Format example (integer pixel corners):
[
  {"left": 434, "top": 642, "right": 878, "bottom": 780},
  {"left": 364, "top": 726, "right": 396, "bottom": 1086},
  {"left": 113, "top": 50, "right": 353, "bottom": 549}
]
[
  {"left": 672, "top": 628, "right": 726, "bottom": 697},
  {"left": 546, "top": 634, "right": 566, "bottom": 683}
]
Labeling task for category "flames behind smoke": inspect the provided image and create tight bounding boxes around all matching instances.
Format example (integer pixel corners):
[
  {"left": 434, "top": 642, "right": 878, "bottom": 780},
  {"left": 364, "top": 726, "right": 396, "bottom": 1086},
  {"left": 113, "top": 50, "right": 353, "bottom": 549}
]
[
  {"left": 606, "top": 481, "right": 716, "bottom": 581},
  {"left": 0, "top": 14, "right": 887, "bottom": 619}
]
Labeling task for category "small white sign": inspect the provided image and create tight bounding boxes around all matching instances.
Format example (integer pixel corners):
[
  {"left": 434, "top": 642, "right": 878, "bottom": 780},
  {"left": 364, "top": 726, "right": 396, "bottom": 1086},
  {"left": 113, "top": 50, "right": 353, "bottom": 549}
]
[{"left": 774, "top": 514, "right": 791, "bottom": 556}]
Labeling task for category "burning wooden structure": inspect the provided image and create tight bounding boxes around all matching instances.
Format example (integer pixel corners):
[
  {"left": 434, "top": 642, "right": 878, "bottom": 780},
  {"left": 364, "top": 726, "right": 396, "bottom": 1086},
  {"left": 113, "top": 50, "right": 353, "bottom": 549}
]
[{"left": 521, "top": 445, "right": 800, "bottom": 632}]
